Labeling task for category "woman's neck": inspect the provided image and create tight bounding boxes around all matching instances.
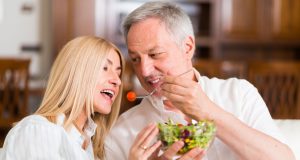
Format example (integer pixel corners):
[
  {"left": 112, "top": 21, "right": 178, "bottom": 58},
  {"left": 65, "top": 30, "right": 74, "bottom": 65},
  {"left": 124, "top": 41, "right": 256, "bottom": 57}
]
[{"left": 74, "top": 111, "right": 88, "bottom": 132}]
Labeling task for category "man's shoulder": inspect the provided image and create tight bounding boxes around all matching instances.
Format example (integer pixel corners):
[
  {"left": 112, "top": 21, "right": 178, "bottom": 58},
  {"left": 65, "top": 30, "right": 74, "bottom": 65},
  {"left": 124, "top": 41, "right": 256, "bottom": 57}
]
[
  {"left": 201, "top": 76, "right": 257, "bottom": 107},
  {"left": 202, "top": 76, "right": 254, "bottom": 91},
  {"left": 202, "top": 76, "right": 242, "bottom": 84}
]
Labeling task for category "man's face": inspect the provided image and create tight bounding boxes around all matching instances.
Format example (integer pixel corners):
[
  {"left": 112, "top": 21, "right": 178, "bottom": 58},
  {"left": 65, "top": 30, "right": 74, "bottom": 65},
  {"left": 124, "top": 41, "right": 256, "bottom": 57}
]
[{"left": 126, "top": 17, "right": 192, "bottom": 95}]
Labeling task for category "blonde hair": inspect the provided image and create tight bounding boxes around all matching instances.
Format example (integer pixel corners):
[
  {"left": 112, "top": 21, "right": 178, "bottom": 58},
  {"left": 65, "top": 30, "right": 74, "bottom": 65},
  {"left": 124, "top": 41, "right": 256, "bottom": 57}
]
[{"left": 35, "top": 36, "right": 124, "bottom": 159}]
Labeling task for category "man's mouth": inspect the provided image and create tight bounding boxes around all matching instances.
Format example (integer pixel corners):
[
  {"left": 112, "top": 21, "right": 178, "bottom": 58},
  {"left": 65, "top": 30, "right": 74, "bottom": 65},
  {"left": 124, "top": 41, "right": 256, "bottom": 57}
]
[
  {"left": 149, "top": 78, "right": 160, "bottom": 85},
  {"left": 146, "top": 76, "right": 163, "bottom": 90}
]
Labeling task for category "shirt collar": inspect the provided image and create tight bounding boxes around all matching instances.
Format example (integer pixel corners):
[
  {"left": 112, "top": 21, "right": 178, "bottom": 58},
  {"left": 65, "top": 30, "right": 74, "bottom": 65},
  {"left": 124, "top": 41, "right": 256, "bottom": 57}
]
[{"left": 56, "top": 114, "right": 97, "bottom": 147}]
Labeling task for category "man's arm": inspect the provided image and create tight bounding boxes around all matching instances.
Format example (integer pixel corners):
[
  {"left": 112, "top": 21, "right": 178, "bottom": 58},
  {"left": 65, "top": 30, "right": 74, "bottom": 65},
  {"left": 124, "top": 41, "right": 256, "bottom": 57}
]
[
  {"left": 161, "top": 76, "right": 295, "bottom": 160},
  {"left": 206, "top": 105, "right": 294, "bottom": 160}
]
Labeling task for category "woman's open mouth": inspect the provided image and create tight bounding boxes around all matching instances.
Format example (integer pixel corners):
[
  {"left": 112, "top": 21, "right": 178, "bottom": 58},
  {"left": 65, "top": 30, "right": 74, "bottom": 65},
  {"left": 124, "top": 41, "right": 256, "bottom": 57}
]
[{"left": 100, "top": 89, "right": 115, "bottom": 102}]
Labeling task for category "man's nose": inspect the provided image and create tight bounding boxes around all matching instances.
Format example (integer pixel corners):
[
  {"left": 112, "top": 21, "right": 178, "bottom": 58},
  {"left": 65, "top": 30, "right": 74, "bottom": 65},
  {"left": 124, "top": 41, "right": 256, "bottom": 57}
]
[{"left": 140, "top": 58, "right": 153, "bottom": 77}]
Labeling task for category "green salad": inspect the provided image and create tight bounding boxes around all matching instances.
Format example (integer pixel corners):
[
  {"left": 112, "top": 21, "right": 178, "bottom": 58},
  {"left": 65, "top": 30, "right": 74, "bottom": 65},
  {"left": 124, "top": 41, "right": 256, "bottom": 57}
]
[{"left": 157, "top": 119, "right": 216, "bottom": 154}]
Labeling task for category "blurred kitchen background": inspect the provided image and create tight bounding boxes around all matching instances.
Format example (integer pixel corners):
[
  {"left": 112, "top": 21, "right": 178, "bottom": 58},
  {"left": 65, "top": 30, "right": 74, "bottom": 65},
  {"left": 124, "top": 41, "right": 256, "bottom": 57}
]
[{"left": 0, "top": 0, "right": 300, "bottom": 145}]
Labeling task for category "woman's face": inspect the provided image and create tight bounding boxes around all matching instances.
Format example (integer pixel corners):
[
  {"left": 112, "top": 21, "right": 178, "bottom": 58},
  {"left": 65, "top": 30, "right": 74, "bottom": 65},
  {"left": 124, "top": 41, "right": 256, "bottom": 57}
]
[{"left": 93, "top": 50, "right": 122, "bottom": 114}]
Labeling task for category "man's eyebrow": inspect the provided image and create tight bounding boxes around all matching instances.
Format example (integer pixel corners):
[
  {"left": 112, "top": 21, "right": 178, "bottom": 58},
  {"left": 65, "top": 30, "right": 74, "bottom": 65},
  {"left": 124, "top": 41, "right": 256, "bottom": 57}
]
[
  {"left": 149, "top": 47, "right": 160, "bottom": 53},
  {"left": 128, "top": 46, "right": 162, "bottom": 55},
  {"left": 128, "top": 50, "right": 137, "bottom": 55},
  {"left": 148, "top": 46, "right": 166, "bottom": 53}
]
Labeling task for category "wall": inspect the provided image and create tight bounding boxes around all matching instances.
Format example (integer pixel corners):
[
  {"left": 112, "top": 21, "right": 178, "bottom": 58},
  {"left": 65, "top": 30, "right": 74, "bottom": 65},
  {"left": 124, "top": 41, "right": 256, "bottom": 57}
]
[
  {"left": 51, "top": 0, "right": 96, "bottom": 59},
  {"left": 0, "top": 0, "right": 52, "bottom": 78}
]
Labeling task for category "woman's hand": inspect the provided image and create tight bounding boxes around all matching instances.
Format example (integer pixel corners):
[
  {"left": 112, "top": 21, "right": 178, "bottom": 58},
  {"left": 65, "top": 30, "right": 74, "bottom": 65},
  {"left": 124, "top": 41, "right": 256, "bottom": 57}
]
[
  {"left": 129, "top": 123, "right": 205, "bottom": 160},
  {"left": 128, "top": 123, "right": 162, "bottom": 160}
]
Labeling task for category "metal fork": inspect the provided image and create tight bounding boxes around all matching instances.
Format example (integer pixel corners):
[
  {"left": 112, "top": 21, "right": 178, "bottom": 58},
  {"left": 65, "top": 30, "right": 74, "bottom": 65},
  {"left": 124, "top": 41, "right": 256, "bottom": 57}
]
[{"left": 136, "top": 69, "right": 193, "bottom": 99}]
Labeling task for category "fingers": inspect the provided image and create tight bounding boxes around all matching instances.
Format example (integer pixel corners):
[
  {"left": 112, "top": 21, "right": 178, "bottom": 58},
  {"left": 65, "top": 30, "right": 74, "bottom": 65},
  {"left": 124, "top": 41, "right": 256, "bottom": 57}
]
[
  {"left": 162, "top": 75, "right": 194, "bottom": 88},
  {"left": 161, "top": 83, "right": 189, "bottom": 97},
  {"left": 129, "top": 123, "right": 161, "bottom": 160},
  {"left": 140, "top": 125, "right": 159, "bottom": 151},
  {"left": 135, "top": 123, "right": 157, "bottom": 147},
  {"left": 194, "top": 150, "right": 206, "bottom": 160},
  {"left": 161, "top": 76, "right": 198, "bottom": 98},
  {"left": 160, "top": 141, "right": 184, "bottom": 159},
  {"left": 144, "top": 140, "right": 162, "bottom": 158},
  {"left": 160, "top": 142, "right": 205, "bottom": 160},
  {"left": 179, "top": 148, "right": 205, "bottom": 160}
]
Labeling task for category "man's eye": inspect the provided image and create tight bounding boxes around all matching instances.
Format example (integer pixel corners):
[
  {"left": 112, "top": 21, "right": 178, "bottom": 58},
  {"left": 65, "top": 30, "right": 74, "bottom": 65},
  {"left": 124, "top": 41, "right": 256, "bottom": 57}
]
[
  {"left": 150, "top": 53, "right": 162, "bottom": 58},
  {"left": 131, "top": 57, "right": 140, "bottom": 63},
  {"left": 149, "top": 54, "right": 156, "bottom": 57}
]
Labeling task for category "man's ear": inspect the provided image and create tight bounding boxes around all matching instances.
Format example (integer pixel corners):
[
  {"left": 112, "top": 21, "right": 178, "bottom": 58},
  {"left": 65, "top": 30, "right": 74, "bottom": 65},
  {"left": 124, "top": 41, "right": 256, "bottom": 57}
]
[{"left": 183, "top": 35, "right": 195, "bottom": 60}]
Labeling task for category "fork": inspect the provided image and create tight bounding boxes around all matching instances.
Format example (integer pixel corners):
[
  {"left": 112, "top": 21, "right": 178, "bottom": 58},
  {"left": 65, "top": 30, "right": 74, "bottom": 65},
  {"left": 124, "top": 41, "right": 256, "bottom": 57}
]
[{"left": 136, "top": 69, "right": 193, "bottom": 99}]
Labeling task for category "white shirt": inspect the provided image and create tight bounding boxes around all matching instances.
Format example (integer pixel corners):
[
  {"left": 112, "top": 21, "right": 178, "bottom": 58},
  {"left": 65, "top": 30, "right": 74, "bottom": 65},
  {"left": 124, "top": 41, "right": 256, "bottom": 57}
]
[
  {"left": 104, "top": 68, "right": 285, "bottom": 160},
  {"left": 0, "top": 114, "right": 97, "bottom": 160}
]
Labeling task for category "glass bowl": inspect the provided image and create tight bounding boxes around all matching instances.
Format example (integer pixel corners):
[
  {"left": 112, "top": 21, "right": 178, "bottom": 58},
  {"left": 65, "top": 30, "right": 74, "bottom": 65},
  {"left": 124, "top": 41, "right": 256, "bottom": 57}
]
[{"left": 157, "top": 119, "right": 216, "bottom": 154}]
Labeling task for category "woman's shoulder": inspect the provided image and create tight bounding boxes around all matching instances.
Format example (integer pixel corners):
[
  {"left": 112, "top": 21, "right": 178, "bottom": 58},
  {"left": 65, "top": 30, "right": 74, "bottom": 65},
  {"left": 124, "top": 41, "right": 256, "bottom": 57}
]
[
  {"left": 2, "top": 115, "right": 65, "bottom": 149},
  {"left": 5, "top": 115, "right": 65, "bottom": 142},
  {"left": 1, "top": 115, "right": 77, "bottom": 159},
  {"left": 17, "top": 114, "right": 49, "bottom": 123},
  {"left": 13, "top": 114, "right": 58, "bottom": 129}
]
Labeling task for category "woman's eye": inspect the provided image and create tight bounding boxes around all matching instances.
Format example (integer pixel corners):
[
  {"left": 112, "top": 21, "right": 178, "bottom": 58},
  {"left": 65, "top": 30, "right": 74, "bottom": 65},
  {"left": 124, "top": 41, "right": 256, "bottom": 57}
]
[{"left": 103, "top": 66, "right": 108, "bottom": 71}]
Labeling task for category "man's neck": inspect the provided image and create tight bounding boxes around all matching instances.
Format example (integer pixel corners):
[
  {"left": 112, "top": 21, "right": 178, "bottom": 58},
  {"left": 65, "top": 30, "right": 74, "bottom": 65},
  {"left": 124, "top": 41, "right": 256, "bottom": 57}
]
[{"left": 163, "top": 100, "right": 192, "bottom": 123}]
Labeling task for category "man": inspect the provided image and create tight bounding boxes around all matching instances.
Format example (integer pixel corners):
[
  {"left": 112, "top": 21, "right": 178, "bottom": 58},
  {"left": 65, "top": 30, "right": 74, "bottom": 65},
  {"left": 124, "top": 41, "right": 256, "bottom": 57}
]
[{"left": 105, "top": 1, "right": 295, "bottom": 160}]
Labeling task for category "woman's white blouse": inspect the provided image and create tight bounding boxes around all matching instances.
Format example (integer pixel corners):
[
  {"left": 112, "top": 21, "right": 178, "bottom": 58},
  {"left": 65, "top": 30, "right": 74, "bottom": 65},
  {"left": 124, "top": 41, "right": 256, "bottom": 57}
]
[{"left": 0, "top": 114, "right": 96, "bottom": 160}]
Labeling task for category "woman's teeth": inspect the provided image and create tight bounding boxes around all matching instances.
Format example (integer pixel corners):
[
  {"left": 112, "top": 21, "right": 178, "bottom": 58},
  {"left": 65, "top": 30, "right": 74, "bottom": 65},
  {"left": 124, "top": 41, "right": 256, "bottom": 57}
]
[{"left": 100, "top": 89, "right": 115, "bottom": 99}]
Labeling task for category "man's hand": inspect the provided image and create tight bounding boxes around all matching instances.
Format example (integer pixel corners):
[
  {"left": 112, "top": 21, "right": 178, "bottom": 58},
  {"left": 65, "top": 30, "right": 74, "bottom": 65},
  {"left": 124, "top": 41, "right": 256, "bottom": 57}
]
[{"left": 161, "top": 74, "right": 220, "bottom": 121}]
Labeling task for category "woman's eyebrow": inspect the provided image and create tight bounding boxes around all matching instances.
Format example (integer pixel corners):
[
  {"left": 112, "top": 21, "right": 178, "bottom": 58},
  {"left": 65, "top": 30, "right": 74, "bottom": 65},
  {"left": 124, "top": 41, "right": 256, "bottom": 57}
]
[
  {"left": 106, "top": 59, "right": 113, "bottom": 65},
  {"left": 107, "top": 59, "right": 122, "bottom": 70}
]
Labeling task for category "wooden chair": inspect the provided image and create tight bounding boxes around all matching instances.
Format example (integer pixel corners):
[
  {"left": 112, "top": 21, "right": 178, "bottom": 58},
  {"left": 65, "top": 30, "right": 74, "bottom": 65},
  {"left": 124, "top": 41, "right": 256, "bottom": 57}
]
[
  {"left": 247, "top": 61, "right": 300, "bottom": 119},
  {"left": 0, "top": 58, "right": 30, "bottom": 128},
  {"left": 192, "top": 59, "right": 246, "bottom": 79}
]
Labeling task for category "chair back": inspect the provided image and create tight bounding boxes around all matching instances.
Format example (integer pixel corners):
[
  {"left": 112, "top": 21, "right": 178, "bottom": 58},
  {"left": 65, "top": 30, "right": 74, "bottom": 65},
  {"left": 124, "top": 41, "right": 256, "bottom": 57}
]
[
  {"left": 247, "top": 61, "right": 300, "bottom": 119},
  {"left": 0, "top": 58, "right": 30, "bottom": 128}
]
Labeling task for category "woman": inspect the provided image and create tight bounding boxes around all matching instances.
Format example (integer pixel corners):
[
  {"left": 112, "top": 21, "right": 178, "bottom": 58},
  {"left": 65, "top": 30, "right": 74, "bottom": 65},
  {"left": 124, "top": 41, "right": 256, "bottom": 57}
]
[{"left": 0, "top": 36, "right": 161, "bottom": 160}]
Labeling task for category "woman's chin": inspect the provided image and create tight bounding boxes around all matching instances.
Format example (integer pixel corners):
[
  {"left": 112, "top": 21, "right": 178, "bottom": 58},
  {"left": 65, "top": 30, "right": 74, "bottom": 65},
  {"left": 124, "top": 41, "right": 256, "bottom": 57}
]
[
  {"left": 102, "top": 109, "right": 112, "bottom": 114},
  {"left": 94, "top": 107, "right": 111, "bottom": 115}
]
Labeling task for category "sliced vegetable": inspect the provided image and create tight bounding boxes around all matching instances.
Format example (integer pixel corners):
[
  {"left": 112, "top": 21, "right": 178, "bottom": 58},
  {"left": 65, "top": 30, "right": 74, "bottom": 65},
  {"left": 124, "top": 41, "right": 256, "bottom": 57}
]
[{"left": 158, "top": 119, "right": 216, "bottom": 154}]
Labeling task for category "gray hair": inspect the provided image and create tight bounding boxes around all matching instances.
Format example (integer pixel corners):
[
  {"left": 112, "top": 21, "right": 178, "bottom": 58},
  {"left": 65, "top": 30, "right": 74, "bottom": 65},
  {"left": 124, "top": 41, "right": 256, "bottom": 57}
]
[{"left": 122, "top": 1, "right": 194, "bottom": 48}]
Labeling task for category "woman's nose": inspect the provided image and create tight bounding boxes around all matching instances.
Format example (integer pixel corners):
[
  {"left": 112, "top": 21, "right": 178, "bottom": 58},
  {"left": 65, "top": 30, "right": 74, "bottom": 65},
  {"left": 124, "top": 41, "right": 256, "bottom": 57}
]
[{"left": 110, "top": 72, "right": 121, "bottom": 87}]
